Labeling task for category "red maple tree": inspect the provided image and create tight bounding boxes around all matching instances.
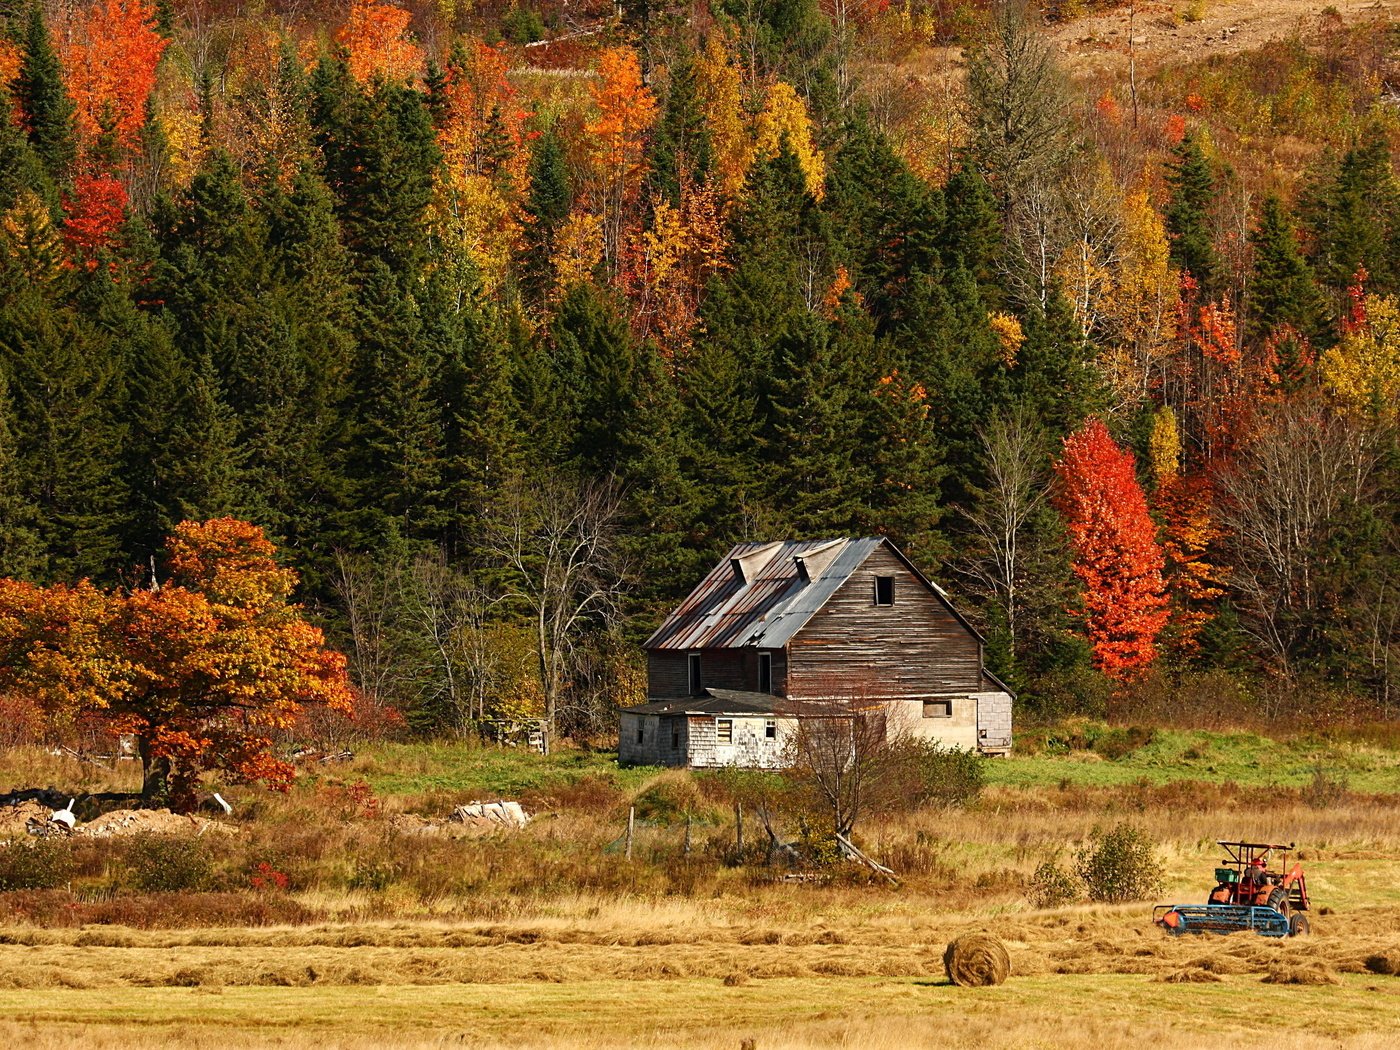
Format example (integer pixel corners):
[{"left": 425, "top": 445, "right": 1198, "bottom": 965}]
[
  {"left": 59, "top": 0, "right": 168, "bottom": 154},
  {"left": 1054, "top": 418, "right": 1170, "bottom": 680},
  {"left": 0, "top": 519, "right": 357, "bottom": 811},
  {"left": 62, "top": 172, "right": 128, "bottom": 264}
]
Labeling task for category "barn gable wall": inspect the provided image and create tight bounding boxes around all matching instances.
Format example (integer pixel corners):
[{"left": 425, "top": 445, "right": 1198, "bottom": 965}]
[{"left": 785, "top": 544, "right": 982, "bottom": 699}]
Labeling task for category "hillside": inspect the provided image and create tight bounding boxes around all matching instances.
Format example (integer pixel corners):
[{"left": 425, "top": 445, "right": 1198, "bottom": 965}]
[{"left": 0, "top": 0, "right": 1398, "bottom": 741}]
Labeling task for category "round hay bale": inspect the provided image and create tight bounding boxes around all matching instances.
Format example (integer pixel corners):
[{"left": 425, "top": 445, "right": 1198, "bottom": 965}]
[{"left": 943, "top": 934, "right": 1010, "bottom": 987}]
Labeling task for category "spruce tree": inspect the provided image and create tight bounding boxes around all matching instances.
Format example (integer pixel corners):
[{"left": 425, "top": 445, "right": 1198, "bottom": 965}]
[
  {"left": 1301, "top": 129, "right": 1400, "bottom": 297},
  {"left": 0, "top": 365, "right": 42, "bottom": 578},
  {"left": 645, "top": 54, "right": 713, "bottom": 207},
  {"left": 939, "top": 165, "right": 1002, "bottom": 301},
  {"left": 826, "top": 117, "right": 945, "bottom": 336},
  {"left": 1164, "top": 133, "right": 1222, "bottom": 294},
  {"left": 14, "top": 6, "right": 76, "bottom": 185},
  {"left": 1248, "top": 194, "right": 1329, "bottom": 346}
]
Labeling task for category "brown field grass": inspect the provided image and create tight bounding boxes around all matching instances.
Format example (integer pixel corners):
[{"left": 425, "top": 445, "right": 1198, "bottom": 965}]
[{"left": 5, "top": 738, "right": 1400, "bottom": 1046}]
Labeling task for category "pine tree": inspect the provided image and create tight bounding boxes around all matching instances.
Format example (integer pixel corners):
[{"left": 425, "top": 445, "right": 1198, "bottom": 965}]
[
  {"left": 14, "top": 6, "right": 76, "bottom": 185},
  {"left": 1301, "top": 129, "right": 1400, "bottom": 297},
  {"left": 0, "top": 291, "right": 129, "bottom": 581},
  {"left": 0, "top": 98, "right": 50, "bottom": 213},
  {"left": 826, "top": 117, "right": 945, "bottom": 336},
  {"left": 761, "top": 310, "right": 873, "bottom": 537},
  {"left": 645, "top": 53, "right": 713, "bottom": 207},
  {"left": 1164, "top": 132, "right": 1221, "bottom": 294},
  {"left": 310, "top": 59, "right": 440, "bottom": 279},
  {"left": 0, "top": 365, "right": 42, "bottom": 578},
  {"left": 1248, "top": 194, "right": 1329, "bottom": 346},
  {"left": 939, "top": 165, "right": 1002, "bottom": 301}
]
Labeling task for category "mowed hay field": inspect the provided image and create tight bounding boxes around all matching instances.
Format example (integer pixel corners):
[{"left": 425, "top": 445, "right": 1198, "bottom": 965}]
[{"left": 3, "top": 735, "right": 1400, "bottom": 1047}]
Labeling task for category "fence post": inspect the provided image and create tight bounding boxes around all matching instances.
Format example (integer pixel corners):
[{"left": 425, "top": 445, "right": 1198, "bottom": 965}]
[
  {"left": 735, "top": 802, "right": 743, "bottom": 854},
  {"left": 625, "top": 805, "right": 635, "bottom": 861}
]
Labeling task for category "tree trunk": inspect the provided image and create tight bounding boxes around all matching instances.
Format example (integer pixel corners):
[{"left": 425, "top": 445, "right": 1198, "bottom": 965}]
[{"left": 138, "top": 735, "right": 169, "bottom": 805}]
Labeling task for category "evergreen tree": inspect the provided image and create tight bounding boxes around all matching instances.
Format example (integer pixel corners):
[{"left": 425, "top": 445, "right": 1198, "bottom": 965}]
[
  {"left": 0, "top": 365, "right": 42, "bottom": 578},
  {"left": 1301, "top": 129, "right": 1400, "bottom": 297},
  {"left": 761, "top": 310, "right": 873, "bottom": 537},
  {"left": 826, "top": 117, "right": 945, "bottom": 335},
  {"left": 0, "top": 292, "right": 129, "bottom": 580},
  {"left": 1164, "top": 133, "right": 1222, "bottom": 294},
  {"left": 352, "top": 261, "right": 441, "bottom": 545},
  {"left": 939, "top": 165, "right": 1002, "bottom": 301},
  {"left": 0, "top": 97, "right": 50, "bottom": 212},
  {"left": 310, "top": 61, "right": 440, "bottom": 279},
  {"left": 645, "top": 54, "right": 713, "bottom": 207},
  {"left": 1248, "top": 194, "right": 1330, "bottom": 346},
  {"left": 520, "top": 128, "right": 571, "bottom": 302},
  {"left": 14, "top": 6, "right": 76, "bottom": 185}
]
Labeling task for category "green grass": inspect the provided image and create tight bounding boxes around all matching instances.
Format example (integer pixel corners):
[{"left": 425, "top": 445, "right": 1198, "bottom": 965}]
[
  {"left": 347, "top": 741, "right": 663, "bottom": 798},
  {"left": 340, "top": 726, "right": 1400, "bottom": 801},
  {"left": 988, "top": 729, "right": 1400, "bottom": 793}
]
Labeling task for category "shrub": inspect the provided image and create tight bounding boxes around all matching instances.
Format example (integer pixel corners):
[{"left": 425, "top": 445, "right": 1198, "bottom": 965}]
[
  {"left": 1303, "top": 762, "right": 1350, "bottom": 809},
  {"left": 1094, "top": 725, "right": 1156, "bottom": 760},
  {"left": 1029, "top": 859, "right": 1080, "bottom": 909},
  {"left": 0, "top": 839, "right": 75, "bottom": 891},
  {"left": 902, "top": 743, "right": 985, "bottom": 807},
  {"left": 501, "top": 7, "right": 545, "bottom": 45},
  {"left": 125, "top": 835, "right": 215, "bottom": 892},
  {"left": 1074, "top": 823, "right": 1164, "bottom": 903}
]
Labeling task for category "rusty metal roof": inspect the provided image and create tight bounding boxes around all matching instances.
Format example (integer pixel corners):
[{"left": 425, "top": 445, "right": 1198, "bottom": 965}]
[{"left": 643, "top": 537, "right": 888, "bottom": 651}]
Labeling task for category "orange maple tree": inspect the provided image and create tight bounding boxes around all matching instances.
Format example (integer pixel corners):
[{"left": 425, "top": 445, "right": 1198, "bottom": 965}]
[
  {"left": 338, "top": 0, "right": 424, "bottom": 85},
  {"left": 1054, "top": 418, "right": 1170, "bottom": 680},
  {"left": 0, "top": 519, "right": 356, "bottom": 811},
  {"left": 59, "top": 0, "right": 168, "bottom": 154},
  {"left": 62, "top": 172, "right": 127, "bottom": 263}
]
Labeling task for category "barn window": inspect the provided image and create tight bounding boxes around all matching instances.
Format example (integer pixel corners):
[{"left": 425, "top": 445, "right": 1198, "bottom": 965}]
[
  {"left": 758, "top": 652, "right": 772, "bottom": 693},
  {"left": 923, "top": 699, "right": 952, "bottom": 718},
  {"left": 636, "top": 725, "right": 644, "bottom": 743},
  {"left": 688, "top": 652, "right": 703, "bottom": 694},
  {"left": 671, "top": 730, "right": 680, "bottom": 750},
  {"left": 875, "top": 576, "right": 895, "bottom": 606},
  {"left": 716, "top": 719, "right": 733, "bottom": 744},
  {"left": 765, "top": 720, "right": 777, "bottom": 740}
]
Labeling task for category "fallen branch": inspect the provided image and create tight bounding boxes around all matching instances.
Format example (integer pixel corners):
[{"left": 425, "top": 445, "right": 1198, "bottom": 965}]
[{"left": 834, "top": 832, "right": 900, "bottom": 885}]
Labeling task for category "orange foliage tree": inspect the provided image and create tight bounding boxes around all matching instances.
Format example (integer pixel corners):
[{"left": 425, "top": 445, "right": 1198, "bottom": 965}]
[
  {"left": 59, "top": 0, "right": 167, "bottom": 155},
  {"left": 1054, "top": 418, "right": 1170, "bottom": 680},
  {"left": 62, "top": 171, "right": 127, "bottom": 263},
  {"left": 586, "top": 46, "right": 657, "bottom": 269},
  {"left": 0, "top": 520, "right": 356, "bottom": 810},
  {"left": 339, "top": 0, "right": 424, "bottom": 85}
]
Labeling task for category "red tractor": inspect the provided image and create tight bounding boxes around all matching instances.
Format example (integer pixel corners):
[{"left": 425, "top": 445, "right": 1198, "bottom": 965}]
[{"left": 1155, "top": 840, "right": 1312, "bottom": 938}]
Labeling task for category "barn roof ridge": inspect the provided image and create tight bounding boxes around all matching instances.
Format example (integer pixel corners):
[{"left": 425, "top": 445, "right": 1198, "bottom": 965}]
[{"left": 643, "top": 535, "right": 986, "bottom": 652}]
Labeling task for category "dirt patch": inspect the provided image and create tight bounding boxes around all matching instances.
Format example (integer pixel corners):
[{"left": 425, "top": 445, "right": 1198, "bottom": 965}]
[
  {"left": 76, "top": 810, "right": 236, "bottom": 838},
  {"left": 1048, "top": 0, "right": 1398, "bottom": 80}
]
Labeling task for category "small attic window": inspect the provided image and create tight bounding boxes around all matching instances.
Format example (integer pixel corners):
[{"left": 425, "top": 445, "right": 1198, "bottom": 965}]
[
  {"left": 875, "top": 576, "right": 895, "bottom": 606},
  {"left": 688, "top": 653, "right": 703, "bottom": 695}
]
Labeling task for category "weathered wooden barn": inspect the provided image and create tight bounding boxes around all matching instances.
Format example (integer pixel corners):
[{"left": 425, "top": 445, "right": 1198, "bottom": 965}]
[{"left": 618, "top": 537, "right": 1014, "bottom": 768}]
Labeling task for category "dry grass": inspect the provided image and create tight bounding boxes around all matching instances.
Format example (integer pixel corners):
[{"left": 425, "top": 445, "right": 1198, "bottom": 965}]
[{"left": 5, "top": 737, "right": 1400, "bottom": 1046}]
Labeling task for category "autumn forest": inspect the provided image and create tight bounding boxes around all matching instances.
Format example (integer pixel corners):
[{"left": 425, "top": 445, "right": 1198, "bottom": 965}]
[{"left": 1, "top": 0, "right": 1399, "bottom": 742}]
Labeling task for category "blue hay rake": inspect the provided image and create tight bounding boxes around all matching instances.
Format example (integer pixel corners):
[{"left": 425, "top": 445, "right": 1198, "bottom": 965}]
[{"left": 1152, "top": 903, "right": 1292, "bottom": 938}]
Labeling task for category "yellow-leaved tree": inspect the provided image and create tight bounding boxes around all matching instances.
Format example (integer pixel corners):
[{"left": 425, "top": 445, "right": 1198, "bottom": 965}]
[
  {"left": 694, "top": 37, "right": 753, "bottom": 202},
  {"left": 753, "top": 81, "right": 825, "bottom": 199},
  {"left": 1321, "top": 292, "right": 1400, "bottom": 421}
]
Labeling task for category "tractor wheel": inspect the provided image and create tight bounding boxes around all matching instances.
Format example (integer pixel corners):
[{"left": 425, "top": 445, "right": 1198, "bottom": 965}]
[
  {"left": 1265, "top": 887, "right": 1290, "bottom": 917},
  {"left": 1289, "top": 914, "right": 1311, "bottom": 937},
  {"left": 1208, "top": 885, "right": 1233, "bottom": 906}
]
